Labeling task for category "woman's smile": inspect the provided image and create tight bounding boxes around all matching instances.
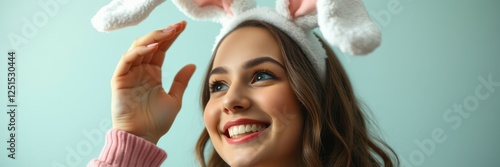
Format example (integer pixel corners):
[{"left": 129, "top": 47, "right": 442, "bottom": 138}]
[{"left": 222, "top": 118, "right": 270, "bottom": 144}]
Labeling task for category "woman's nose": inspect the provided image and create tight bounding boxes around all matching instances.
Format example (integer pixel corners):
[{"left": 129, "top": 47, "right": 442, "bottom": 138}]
[{"left": 222, "top": 84, "right": 251, "bottom": 114}]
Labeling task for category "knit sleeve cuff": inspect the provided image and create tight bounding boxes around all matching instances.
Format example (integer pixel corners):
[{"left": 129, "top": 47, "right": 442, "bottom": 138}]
[{"left": 88, "top": 129, "right": 167, "bottom": 167}]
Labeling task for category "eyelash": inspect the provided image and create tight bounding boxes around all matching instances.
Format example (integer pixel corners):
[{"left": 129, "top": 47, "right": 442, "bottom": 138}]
[
  {"left": 208, "top": 69, "right": 278, "bottom": 93},
  {"left": 208, "top": 80, "right": 226, "bottom": 93},
  {"left": 251, "top": 69, "right": 277, "bottom": 82}
]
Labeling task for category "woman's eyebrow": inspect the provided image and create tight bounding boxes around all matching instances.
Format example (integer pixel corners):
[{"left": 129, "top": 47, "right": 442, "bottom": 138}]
[
  {"left": 209, "top": 56, "right": 284, "bottom": 78},
  {"left": 243, "top": 56, "right": 285, "bottom": 69},
  {"left": 209, "top": 67, "right": 227, "bottom": 77}
]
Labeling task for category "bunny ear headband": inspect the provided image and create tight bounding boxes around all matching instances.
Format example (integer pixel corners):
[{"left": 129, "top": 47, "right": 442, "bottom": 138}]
[{"left": 92, "top": 0, "right": 381, "bottom": 80}]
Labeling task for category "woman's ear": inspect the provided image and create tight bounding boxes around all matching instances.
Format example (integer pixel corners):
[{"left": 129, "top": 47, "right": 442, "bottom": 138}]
[
  {"left": 172, "top": 0, "right": 256, "bottom": 24},
  {"left": 91, "top": 0, "right": 166, "bottom": 32}
]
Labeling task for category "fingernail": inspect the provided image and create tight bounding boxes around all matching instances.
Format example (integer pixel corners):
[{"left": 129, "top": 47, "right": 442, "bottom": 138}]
[
  {"left": 147, "top": 43, "right": 158, "bottom": 47},
  {"left": 163, "top": 27, "right": 175, "bottom": 33},
  {"left": 163, "top": 21, "right": 184, "bottom": 33}
]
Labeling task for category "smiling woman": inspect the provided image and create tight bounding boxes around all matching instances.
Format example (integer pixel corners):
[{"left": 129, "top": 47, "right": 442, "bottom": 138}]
[
  {"left": 202, "top": 25, "right": 305, "bottom": 167},
  {"left": 87, "top": 19, "right": 398, "bottom": 167},
  {"left": 196, "top": 20, "right": 399, "bottom": 167},
  {"left": 87, "top": 0, "right": 399, "bottom": 167}
]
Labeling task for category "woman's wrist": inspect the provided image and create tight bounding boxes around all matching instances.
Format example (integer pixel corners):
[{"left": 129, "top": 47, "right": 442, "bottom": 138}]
[
  {"left": 138, "top": 135, "right": 159, "bottom": 145},
  {"left": 112, "top": 128, "right": 160, "bottom": 145}
]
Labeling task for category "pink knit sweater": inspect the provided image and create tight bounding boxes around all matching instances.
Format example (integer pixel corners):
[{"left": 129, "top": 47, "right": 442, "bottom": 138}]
[{"left": 87, "top": 129, "right": 167, "bottom": 167}]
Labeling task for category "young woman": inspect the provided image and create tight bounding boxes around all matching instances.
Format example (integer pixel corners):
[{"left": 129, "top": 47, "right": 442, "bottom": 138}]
[{"left": 88, "top": 18, "right": 399, "bottom": 167}]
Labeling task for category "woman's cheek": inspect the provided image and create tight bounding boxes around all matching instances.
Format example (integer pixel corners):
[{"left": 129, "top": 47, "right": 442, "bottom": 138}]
[
  {"left": 256, "top": 84, "right": 296, "bottom": 110},
  {"left": 204, "top": 100, "right": 220, "bottom": 135},
  {"left": 255, "top": 85, "right": 302, "bottom": 128}
]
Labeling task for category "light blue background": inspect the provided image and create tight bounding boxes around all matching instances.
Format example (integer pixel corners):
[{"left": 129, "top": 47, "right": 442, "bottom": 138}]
[{"left": 1, "top": 0, "right": 499, "bottom": 166}]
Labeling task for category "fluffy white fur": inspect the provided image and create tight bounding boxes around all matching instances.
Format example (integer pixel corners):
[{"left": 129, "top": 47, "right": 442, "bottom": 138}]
[
  {"left": 317, "top": 0, "right": 381, "bottom": 55},
  {"left": 91, "top": 0, "right": 165, "bottom": 32}
]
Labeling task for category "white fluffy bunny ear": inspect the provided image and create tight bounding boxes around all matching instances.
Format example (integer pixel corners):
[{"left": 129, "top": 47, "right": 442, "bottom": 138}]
[
  {"left": 172, "top": 0, "right": 256, "bottom": 24},
  {"left": 317, "top": 0, "right": 381, "bottom": 55},
  {"left": 91, "top": 0, "right": 166, "bottom": 32},
  {"left": 275, "top": 0, "right": 318, "bottom": 31}
]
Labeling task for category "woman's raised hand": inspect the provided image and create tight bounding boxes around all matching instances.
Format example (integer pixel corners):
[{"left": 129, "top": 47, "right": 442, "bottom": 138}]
[{"left": 110, "top": 21, "right": 196, "bottom": 144}]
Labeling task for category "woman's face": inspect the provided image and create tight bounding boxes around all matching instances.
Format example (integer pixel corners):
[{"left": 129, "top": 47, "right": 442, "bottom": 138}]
[{"left": 204, "top": 26, "right": 304, "bottom": 167}]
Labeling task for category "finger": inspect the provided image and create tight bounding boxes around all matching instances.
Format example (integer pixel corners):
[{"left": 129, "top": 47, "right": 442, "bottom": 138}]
[
  {"left": 158, "top": 21, "right": 187, "bottom": 53},
  {"left": 128, "top": 21, "right": 183, "bottom": 51},
  {"left": 140, "top": 43, "right": 158, "bottom": 64},
  {"left": 150, "top": 21, "right": 187, "bottom": 67},
  {"left": 132, "top": 51, "right": 146, "bottom": 67},
  {"left": 168, "top": 64, "right": 196, "bottom": 104},
  {"left": 114, "top": 45, "right": 157, "bottom": 78}
]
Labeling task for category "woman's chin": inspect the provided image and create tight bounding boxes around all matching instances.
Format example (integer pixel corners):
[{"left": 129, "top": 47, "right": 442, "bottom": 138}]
[
  {"left": 219, "top": 140, "right": 271, "bottom": 167},
  {"left": 224, "top": 153, "right": 265, "bottom": 167}
]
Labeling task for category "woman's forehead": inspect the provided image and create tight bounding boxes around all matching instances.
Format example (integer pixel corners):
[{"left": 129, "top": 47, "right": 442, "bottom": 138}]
[{"left": 212, "top": 27, "right": 284, "bottom": 68}]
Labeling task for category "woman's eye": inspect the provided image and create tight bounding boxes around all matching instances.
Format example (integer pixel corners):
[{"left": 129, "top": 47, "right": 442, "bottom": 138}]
[
  {"left": 252, "top": 71, "right": 276, "bottom": 82},
  {"left": 210, "top": 81, "right": 229, "bottom": 93}
]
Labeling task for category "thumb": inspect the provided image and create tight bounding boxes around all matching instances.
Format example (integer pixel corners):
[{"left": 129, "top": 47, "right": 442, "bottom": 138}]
[{"left": 168, "top": 64, "right": 196, "bottom": 104}]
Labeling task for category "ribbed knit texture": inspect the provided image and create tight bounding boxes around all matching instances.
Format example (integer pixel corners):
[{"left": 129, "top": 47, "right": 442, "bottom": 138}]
[{"left": 87, "top": 129, "right": 167, "bottom": 167}]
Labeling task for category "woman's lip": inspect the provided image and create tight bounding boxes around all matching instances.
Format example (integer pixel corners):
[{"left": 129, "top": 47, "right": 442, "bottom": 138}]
[
  {"left": 222, "top": 118, "right": 270, "bottom": 132},
  {"left": 224, "top": 127, "right": 268, "bottom": 144}
]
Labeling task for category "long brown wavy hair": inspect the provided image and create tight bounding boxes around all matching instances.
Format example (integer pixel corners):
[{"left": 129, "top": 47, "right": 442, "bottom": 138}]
[{"left": 196, "top": 20, "right": 399, "bottom": 167}]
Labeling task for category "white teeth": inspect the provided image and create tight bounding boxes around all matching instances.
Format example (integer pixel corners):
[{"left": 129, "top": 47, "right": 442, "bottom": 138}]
[
  {"left": 245, "top": 125, "right": 251, "bottom": 132},
  {"left": 229, "top": 127, "right": 234, "bottom": 137},
  {"left": 238, "top": 125, "right": 245, "bottom": 134},
  {"left": 228, "top": 124, "right": 266, "bottom": 138}
]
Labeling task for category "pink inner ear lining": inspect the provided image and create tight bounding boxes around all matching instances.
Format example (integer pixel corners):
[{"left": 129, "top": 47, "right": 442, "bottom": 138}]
[
  {"left": 289, "top": 0, "right": 317, "bottom": 18},
  {"left": 195, "top": 0, "right": 234, "bottom": 16}
]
